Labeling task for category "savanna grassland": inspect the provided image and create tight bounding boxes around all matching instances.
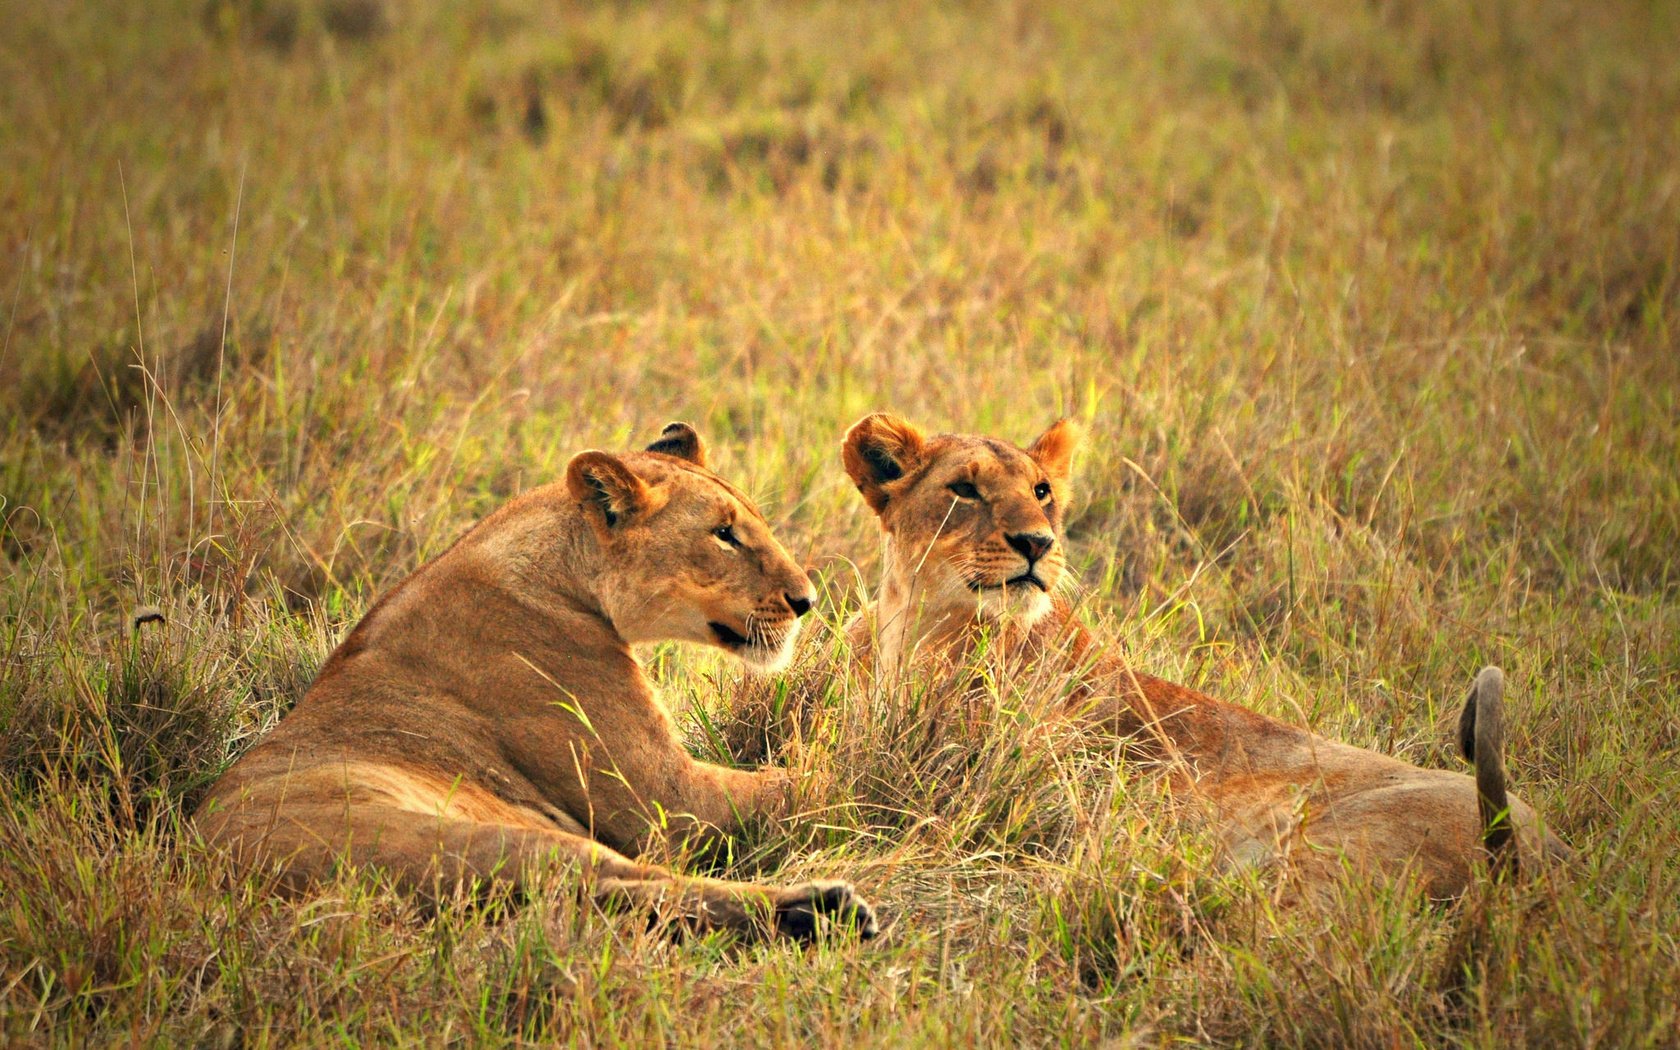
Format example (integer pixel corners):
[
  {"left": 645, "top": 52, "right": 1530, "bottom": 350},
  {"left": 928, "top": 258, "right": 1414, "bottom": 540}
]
[{"left": 3, "top": 0, "right": 1678, "bottom": 1044}]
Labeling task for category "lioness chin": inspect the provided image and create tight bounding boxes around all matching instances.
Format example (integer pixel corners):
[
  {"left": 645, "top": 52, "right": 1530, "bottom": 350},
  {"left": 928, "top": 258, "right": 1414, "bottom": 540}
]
[
  {"left": 195, "top": 423, "right": 877, "bottom": 942},
  {"left": 841, "top": 411, "right": 1567, "bottom": 901}
]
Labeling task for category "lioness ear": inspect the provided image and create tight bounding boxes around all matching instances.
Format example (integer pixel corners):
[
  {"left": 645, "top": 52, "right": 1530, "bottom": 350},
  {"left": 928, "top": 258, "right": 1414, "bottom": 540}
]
[
  {"left": 842, "top": 412, "right": 928, "bottom": 513},
  {"left": 1027, "top": 418, "right": 1082, "bottom": 484},
  {"left": 566, "top": 451, "right": 652, "bottom": 530},
  {"left": 645, "top": 421, "right": 708, "bottom": 467}
]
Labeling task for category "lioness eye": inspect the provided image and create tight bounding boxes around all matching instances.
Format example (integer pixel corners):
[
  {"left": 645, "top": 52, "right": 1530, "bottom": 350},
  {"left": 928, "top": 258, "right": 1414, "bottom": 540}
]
[
  {"left": 948, "top": 481, "right": 981, "bottom": 500},
  {"left": 1034, "top": 481, "right": 1052, "bottom": 500},
  {"left": 714, "top": 524, "right": 740, "bottom": 547}
]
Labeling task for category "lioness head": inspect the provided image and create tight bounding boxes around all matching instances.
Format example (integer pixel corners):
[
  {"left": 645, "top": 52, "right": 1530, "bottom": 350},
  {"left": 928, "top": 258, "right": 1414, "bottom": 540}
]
[
  {"left": 563, "top": 423, "right": 815, "bottom": 671},
  {"left": 842, "top": 412, "right": 1081, "bottom": 630}
]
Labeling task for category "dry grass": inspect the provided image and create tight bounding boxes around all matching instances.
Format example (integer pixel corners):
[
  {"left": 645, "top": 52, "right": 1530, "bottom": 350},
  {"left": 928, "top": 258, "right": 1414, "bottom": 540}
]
[{"left": 3, "top": 0, "right": 1678, "bottom": 1044}]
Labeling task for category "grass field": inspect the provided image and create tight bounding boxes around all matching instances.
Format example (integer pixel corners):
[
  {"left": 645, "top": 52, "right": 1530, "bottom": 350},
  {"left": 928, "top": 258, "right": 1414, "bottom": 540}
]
[{"left": 3, "top": 0, "right": 1678, "bottom": 1044}]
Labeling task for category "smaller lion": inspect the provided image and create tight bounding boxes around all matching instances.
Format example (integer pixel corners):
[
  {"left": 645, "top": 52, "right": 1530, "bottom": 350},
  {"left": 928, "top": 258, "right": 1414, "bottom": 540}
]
[
  {"left": 195, "top": 423, "right": 876, "bottom": 941},
  {"left": 841, "top": 411, "right": 1567, "bottom": 900}
]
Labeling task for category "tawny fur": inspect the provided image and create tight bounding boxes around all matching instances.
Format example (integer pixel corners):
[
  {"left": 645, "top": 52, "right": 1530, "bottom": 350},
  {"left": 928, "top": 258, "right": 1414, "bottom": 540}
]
[
  {"left": 841, "top": 412, "right": 1567, "bottom": 901},
  {"left": 195, "top": 424, "right": 876, "bottom": 941}
]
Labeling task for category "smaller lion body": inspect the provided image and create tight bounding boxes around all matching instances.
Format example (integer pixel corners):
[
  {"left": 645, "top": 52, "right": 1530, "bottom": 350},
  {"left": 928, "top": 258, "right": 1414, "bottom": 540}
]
[
  {"left": 196, "top": 429, "right": 876, "bottom": 940},
  {"left": 842, "top": 412, "right": 1565, "bottom": 900}
]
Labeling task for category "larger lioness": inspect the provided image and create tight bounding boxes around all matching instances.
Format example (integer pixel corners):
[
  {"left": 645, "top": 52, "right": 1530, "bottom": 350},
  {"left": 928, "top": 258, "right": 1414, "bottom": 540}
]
[
  {"left": 195, "top": 423, "right": 876, "bottom": 941},
  {"left": 841, "top": 411, "right": 1567, "bottom": 900}
]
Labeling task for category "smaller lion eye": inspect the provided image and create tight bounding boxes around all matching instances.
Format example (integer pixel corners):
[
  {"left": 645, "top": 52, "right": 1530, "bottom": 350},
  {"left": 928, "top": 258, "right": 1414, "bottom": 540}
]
[
  {"left": 948, "top": 481, "right": 982, "bottom": 500},
  {"left": 1034, "top": 481, "right": 1052, "bottom": 500},
  {"left": 714, "top": 524, "right": 740, "bottom": 547}
]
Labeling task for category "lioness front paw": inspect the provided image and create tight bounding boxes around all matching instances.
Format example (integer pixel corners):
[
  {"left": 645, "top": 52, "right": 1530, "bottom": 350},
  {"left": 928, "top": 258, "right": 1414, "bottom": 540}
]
[{"left": 774, "top": 879, "right": 880, "bottom": 941}]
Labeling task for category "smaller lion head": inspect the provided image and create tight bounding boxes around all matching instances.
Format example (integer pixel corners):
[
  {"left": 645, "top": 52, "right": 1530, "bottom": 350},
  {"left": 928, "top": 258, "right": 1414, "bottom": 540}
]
[{"left": 842, "top": 412, "right": 1081, "bottom": 632}]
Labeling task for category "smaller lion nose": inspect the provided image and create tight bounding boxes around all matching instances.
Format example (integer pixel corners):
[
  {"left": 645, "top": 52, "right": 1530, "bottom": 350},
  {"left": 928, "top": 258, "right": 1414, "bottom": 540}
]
[
  {"left": 785, "top": 593, "right": 814, "bottom": 618},
  {"left": 1007, "top": 532, "right": 1054, "bottom": 563}
]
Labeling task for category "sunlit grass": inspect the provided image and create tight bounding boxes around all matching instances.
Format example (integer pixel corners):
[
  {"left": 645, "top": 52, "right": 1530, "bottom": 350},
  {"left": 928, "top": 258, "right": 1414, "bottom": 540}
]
[{"left": 2, "top": 0, "right": 1677, "bottom": 1044}]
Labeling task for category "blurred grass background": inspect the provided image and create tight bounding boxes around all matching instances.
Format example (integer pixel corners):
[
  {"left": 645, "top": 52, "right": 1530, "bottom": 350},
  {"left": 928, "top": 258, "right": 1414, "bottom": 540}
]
[{"left": 2, "top": 0, "right": 1677, "bottom": 1044}]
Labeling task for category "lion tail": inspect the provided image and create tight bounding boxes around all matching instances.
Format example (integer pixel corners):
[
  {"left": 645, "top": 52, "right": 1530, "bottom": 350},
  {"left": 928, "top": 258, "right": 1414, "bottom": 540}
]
[{"left": 1457, "top": 665, "right": 1517, "bottom": 878}]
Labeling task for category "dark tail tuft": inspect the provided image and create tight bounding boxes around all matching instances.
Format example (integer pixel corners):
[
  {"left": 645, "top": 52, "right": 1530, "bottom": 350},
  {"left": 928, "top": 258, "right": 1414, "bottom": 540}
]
[{"left": 1458, "top": 665, "right": 1516, "bottom": 878}]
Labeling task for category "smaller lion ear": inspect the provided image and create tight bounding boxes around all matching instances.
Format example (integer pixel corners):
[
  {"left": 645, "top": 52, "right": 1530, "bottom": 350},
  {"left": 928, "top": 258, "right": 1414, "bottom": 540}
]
[
  {"left": 566, "top": 451, "right": 652, "bottom": 530},
  {"left": 842, "top": 412, "right": 928, "bottom": 514},
  {"left": 1027, "top": 418, "right": 1082, "bottom": 483},
  {"left": 646, "top": 421, "right": 708, "bottom": 467}
]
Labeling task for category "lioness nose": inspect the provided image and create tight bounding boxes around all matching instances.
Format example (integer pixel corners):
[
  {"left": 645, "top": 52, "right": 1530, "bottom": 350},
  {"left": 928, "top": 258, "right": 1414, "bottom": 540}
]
[
  {"left": 1007, "top": 532, "right": 1054, "bottom": 563},
  {"left": 785, "top": 593, "right": 814, "bottom": 618}
]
